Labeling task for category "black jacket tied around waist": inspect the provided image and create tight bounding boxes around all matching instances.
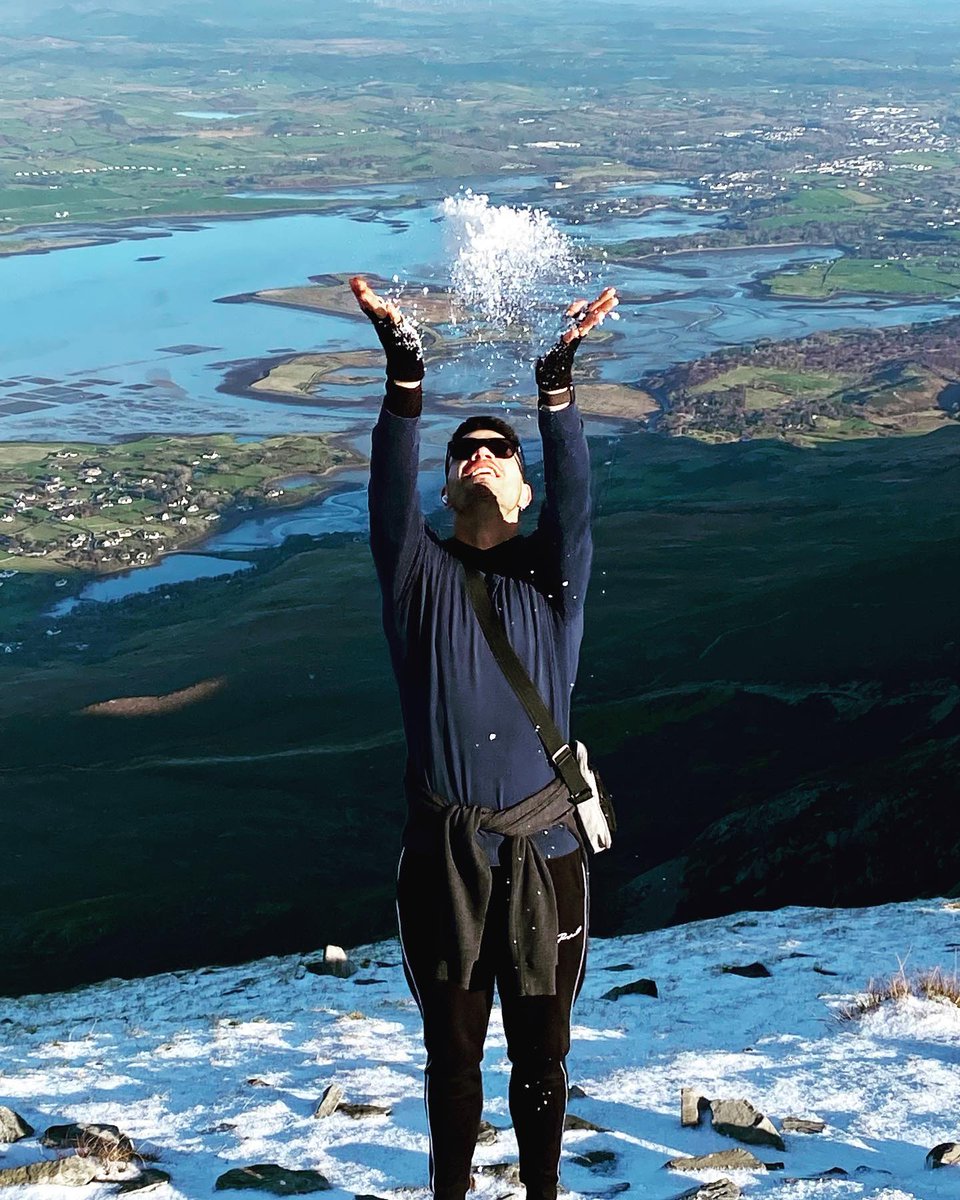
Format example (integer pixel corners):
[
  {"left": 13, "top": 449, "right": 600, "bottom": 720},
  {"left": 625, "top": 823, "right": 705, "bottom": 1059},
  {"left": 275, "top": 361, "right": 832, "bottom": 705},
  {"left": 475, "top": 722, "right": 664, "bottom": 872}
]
[{"left": 406, "top": 775, "right": 579, "bottom": 997}]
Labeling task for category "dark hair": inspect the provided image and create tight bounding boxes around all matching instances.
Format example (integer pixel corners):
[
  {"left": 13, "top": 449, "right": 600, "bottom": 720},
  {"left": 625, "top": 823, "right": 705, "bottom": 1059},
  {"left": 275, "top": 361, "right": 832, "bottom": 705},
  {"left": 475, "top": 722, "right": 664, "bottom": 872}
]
[{"left": 445, "top": 414, "right": 525, "bottom": 476}]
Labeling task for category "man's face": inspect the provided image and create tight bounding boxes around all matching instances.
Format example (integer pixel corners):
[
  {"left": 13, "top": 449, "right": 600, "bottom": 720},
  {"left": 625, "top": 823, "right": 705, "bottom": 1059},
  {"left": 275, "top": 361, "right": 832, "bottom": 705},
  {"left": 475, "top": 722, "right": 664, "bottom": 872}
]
[{"left": 444, "top": 429, "right": 531, "bottom": 521}]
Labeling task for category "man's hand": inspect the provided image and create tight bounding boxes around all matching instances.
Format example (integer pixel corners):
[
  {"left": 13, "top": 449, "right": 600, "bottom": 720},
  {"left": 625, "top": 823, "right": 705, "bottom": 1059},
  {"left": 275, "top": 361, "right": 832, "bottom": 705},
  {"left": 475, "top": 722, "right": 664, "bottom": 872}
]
[
  {"left": 350, "top": 275, "right": 425, "bottom": 385},
  {"left": 536, "top": 286, "right": 619, "bottom": 394}
]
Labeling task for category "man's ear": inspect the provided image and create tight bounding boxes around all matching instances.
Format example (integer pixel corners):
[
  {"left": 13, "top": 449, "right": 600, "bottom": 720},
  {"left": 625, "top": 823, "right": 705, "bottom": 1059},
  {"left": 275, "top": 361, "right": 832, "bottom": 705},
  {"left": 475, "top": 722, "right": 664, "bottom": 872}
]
[{"left": 519, "top": 481, "right": 533, "bottom": 511}]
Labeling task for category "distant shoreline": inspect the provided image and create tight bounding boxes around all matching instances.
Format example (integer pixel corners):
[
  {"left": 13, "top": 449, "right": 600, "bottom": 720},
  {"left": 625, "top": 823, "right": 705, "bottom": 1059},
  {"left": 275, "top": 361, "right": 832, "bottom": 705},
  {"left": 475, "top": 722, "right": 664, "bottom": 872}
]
[
  {"left": 0, "top": 198, "right": 405, "bottom": 260},
  {"left": 628, "top": 238, "right": 819, "bottom": 262}
]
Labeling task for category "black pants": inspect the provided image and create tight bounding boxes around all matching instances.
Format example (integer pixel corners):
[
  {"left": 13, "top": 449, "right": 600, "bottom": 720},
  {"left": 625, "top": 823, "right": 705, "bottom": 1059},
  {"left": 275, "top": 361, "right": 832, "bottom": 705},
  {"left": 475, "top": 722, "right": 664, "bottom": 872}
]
[{"left": 396, "top": 847, "right": 589, "bottom": 1200}]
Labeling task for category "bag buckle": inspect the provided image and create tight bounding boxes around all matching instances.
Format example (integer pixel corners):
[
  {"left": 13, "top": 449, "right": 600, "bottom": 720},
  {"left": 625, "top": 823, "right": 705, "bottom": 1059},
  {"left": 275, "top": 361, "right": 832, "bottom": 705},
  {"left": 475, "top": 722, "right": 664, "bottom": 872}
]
[
  {"left": 552, "top": 743, "right": 593, "bottom": 805},
  {"left": 551, "top": 743, "right": 575, "bottom": 768}
]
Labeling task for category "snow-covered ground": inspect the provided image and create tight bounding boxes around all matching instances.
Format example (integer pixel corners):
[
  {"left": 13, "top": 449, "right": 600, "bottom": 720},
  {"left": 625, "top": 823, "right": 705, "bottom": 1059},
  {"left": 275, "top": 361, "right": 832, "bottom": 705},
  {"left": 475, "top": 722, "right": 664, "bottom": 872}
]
[{"left": 2, "top": 899, "right": 960, "bottom": 1199}]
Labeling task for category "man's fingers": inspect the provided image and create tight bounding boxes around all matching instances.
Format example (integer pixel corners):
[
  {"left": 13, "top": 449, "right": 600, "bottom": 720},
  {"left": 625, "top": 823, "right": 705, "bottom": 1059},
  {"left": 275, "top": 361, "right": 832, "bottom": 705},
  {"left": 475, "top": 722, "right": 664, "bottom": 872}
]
[
  {"left": 584, "top": 288, "right": 619, "bottom": 318},
  {"left": 349, "top": 275, "right": 402, "bottom": 323},
  {"left": 564, "top": 298, "right": 590, "bottom": 320},
  {"left": 351, "top": 277, "right": 389, "bottom": 317},
  {"left": 349, "top": 275, "right": 376, "bottom": 310},
  {"left": 563, "top": 286, "right": 619, "bottom": 340}
]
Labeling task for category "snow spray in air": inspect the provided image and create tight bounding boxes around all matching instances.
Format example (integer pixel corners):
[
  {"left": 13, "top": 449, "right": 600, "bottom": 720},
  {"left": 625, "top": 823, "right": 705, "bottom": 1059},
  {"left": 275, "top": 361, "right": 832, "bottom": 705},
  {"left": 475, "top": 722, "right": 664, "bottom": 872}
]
[{"left": 440, "top": 191, "right": 590, "bottom": 332}]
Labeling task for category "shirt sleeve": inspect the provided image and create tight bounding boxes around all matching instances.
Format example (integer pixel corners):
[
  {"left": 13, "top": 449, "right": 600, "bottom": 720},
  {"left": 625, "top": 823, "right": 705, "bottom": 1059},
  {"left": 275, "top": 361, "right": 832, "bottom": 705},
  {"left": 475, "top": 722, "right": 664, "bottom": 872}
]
[
  {"left": 369, "top": 395, "right": 425, "bottom": 599},
  {"left": 536, "top": 399, "right": 593, "bottom": 615}
]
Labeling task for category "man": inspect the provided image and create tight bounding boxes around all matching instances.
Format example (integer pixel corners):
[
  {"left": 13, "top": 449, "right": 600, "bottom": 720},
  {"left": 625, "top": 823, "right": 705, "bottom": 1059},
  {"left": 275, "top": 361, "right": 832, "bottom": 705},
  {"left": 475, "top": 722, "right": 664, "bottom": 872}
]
[{"left": 352, "top": 274, "right": 617, "bottom": 1200}]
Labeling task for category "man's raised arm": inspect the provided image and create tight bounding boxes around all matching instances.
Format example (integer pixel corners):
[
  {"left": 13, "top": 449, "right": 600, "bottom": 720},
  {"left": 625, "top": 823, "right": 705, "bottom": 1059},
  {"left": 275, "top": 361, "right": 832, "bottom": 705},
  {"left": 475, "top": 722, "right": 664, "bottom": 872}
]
[
  {"left": 535, "top": 287, "right": 618, "bottom": 610},
  {"left": 351, "top": 276, "right": 426, "bottom": 597}
]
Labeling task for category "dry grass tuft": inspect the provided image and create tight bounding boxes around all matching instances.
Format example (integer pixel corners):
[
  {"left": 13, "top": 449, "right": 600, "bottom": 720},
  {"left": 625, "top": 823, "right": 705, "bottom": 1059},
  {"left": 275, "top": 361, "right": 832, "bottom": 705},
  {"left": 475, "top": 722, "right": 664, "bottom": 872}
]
[
  {"left": 73, "top": 1130, "right": 159, "bottom": 1167},
  {"left": 838, "top": 965, "right": 960, "bottom": 1021}
]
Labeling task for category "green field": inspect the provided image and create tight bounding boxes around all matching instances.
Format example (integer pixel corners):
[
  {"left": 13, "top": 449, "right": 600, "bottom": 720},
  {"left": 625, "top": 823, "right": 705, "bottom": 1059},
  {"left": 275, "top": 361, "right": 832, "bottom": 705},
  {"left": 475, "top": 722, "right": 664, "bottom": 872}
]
[
  {"left": 766, "top": 255, "right": 960, "bottom": 299},
  {"left": 689, "top": 364, "right": 849, "bottom": 400}
]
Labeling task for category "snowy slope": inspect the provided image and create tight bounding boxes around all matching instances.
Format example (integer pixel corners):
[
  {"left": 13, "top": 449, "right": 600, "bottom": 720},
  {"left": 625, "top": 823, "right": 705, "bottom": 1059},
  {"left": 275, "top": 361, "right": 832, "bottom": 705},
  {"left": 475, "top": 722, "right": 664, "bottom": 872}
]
[{"left": 2, "top": 899, "right": 959, "bottom": 1199}]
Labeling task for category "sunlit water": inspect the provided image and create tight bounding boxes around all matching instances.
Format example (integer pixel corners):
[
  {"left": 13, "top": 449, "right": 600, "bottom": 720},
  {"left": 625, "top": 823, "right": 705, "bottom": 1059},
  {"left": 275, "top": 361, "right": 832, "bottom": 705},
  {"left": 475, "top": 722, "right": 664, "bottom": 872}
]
[{"left": 48, "top": 554, "right": 254, "bottom": 616}]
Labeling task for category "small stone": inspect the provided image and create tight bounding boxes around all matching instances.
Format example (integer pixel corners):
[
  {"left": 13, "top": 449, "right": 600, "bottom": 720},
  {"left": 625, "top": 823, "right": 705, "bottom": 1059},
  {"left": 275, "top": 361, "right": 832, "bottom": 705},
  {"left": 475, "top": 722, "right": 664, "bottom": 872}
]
[
  {"left": 604, "top": 963, "right": 635, "bottom": 972},
  {"left": 314, "top": 1085, "right": 344, "bottom": 1118},
  {"left": 673, "top": 1180, "right": 742, "bottom": 1200},
  {"left": 568, "top": 1085, "right": 589, "bottom": 1100},
  {"left": 927, "top": 1142, "right": 960, "bottom": 1169},
  {"left": 0, "top": 1106, "right": 34, "bottom": 1143},
  {"left": 564, "top": 1113, "right": 609, "bottom": 1133},
  {"left": 215, "top": 1163, "right": 332, "bottom": 1193},
  {"left": 305, "top": 945, "right": 357, "bottom": 978},
  {"left": 665, "top": 1149, "right": 765, "bottom": 1172},
  {"left": 782, "top": 1116, "right": 826, "bottom": 1134},
  {"left": 813, "top": 965, "right": 839, "bottom": 976},
  {"left": 118, "top": 1169, "right": 173, "bottom": 1194},
  {"left": 571, "top": 1150, "right": 617, "bottom": 1171},
  {"left": 710, "top": 1099, "right": 785, "bottom": 1151},
  {"left": 783, "top": 1168, "right": 847, "bottom": 1181},
  {"left": 602, "top": 979, "right": 658, "bottom": 1001},
  {"left": 681, "top": 1087, "right": 710, "bottom": 1128},
  {"left": 721, "top": 962, "right": 771, "bottom": 978},
  {"left": 339, "top": 1102, "right": 391, "bottom": 1119},
  {"left": 0, "top": 1156, "right": 102, "bottom": 1187},
  {"left": 582, "top": 1184, "right": 629, "bottom": 1198},
  {"left": 247, "top": 1078, "right": 272, "bottom": 1088}
]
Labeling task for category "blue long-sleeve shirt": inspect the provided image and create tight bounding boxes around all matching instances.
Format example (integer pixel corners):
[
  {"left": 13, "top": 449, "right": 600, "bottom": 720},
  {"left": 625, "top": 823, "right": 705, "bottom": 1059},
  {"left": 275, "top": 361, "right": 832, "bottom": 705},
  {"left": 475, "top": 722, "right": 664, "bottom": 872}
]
[{"left": 369, "top": 400, "right": 592, "bottom": 859}]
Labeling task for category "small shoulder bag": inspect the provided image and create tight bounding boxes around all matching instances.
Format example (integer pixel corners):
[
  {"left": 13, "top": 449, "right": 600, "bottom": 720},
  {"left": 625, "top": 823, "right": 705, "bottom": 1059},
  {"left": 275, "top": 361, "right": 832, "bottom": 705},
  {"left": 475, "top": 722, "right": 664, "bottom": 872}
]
[{"left": 462, "top": 564, "right": 616, "bottom": 854}]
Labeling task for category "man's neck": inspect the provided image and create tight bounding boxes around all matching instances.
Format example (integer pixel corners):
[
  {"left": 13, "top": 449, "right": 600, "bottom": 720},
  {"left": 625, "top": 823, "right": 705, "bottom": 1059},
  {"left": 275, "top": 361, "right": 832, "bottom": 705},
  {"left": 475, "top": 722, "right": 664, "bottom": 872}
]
[{"left": 452, "top": 512, "right": 520, "bottom": 551}]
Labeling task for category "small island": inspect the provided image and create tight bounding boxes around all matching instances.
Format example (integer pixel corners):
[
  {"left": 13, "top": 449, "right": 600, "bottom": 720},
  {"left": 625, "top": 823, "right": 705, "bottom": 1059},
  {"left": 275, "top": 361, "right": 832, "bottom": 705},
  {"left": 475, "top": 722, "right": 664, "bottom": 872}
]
[{"left": 0, "top": 433, "right": 357, "bottom": 575}]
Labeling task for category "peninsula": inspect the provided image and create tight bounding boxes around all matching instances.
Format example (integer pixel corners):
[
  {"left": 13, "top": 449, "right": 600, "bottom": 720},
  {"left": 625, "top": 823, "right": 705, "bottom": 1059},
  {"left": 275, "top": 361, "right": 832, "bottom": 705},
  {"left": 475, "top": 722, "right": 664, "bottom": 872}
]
[{"left": 643, "top": 315, "right": 960, "bottom": 443}]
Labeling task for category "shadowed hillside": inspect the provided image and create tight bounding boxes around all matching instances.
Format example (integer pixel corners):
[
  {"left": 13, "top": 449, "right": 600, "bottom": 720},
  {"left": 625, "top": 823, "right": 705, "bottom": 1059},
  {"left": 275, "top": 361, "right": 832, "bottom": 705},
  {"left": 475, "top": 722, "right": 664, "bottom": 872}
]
[{"left": 1, "top": 425, "right": 957, "bottom": 995}]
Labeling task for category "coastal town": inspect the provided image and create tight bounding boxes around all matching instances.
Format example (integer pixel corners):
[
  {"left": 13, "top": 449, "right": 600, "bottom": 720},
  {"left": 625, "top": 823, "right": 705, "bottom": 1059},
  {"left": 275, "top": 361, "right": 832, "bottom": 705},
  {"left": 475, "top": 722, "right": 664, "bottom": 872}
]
[{"left": 0, "top": 433, "right": 354, "bottom": 574}]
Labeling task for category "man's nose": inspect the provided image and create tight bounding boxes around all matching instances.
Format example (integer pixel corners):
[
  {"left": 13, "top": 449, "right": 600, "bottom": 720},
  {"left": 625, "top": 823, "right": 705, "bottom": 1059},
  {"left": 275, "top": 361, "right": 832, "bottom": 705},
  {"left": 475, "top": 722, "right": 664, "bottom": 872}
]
[{"left": 470, "top": 444, "right": 494, "bottom": 460}]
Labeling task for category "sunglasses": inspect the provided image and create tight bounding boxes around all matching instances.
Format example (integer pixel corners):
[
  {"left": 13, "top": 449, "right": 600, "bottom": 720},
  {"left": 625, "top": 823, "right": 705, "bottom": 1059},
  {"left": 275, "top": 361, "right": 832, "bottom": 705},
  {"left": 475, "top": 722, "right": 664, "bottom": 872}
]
[{"left": 446, "top": 436, "right": 519, "bottom": 462}]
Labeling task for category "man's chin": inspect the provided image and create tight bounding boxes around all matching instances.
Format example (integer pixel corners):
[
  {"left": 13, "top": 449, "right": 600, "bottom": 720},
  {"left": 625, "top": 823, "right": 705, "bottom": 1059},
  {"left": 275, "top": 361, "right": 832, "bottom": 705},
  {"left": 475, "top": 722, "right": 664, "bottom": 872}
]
[{"left": 449, "top": 482, "right": 498, "bottom": 513}]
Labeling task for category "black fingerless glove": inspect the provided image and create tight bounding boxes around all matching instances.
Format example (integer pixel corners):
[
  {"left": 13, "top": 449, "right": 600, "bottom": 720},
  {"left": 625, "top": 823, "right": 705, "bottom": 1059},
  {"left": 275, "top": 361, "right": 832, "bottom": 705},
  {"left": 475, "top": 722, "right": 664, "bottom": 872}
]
[
  {"left": 369, "top": 312, "right": 425, "bottom": 384},
  {"left": 535, "top": 333, "right": 581, "bottom": 392}
]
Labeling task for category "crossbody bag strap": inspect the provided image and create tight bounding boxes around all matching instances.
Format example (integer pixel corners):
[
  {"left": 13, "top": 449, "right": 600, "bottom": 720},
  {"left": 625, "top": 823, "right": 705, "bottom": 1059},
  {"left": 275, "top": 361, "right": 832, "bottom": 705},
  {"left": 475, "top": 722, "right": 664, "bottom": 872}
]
[{"left": 461, "top": 563, "right": 592, "bottom": 803}]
